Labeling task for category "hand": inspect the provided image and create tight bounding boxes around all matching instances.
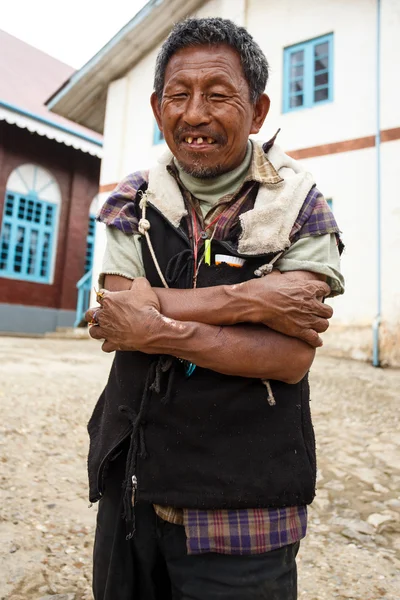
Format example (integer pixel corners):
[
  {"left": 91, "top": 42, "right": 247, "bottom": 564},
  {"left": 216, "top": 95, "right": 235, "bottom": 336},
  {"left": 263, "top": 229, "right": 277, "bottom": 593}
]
[
  {"left": 85, "top": 278, "right": 162, "bottom": 353},
  {"left": 254, "top": 273, "right": 333, "bottom": 347}
]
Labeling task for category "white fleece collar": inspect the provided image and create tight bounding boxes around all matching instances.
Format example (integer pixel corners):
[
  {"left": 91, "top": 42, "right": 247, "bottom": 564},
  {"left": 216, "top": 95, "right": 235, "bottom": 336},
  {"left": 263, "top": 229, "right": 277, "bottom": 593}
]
[
  {"left": 145, "top": 142, "right": 315, "bottom": 254},
  {"left": 238, "top": 142, "right": 315, "bottom": 254}
]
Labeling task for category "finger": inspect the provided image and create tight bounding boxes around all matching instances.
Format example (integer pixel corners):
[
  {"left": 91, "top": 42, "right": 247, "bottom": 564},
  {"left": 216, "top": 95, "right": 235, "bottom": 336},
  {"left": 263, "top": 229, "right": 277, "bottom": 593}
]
[
  {"left": 96, "top": 288, "right": 109, "bottom": 305},
  {"left": 307, "top": 281, "right": 331, "bottom": 299},
  {"left": 312, "top": 300, "right": 333, "bottom": 319},
  {"left": 300, "top": 329, "right": 323, "bottom": 349},
  {"left": 102, "top": 340, "right": 118, "bottom": 353},
  {"left": 85, "top": 307, "right": 99, "bottom": 324},
  {"left": 88, "top": 325, "right": 106, "bottom": 340},
  {"left": 316, "top": 282, "right": 331, "bottom": 298},
  {"left": 312, "top": 318, "right": 330, "bottom": 333}
]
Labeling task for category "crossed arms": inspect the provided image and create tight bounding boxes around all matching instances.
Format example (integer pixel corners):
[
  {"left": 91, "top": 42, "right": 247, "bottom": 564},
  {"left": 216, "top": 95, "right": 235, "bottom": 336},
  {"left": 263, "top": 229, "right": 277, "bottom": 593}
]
[{"left": 86, "top": 270, "right": 332, "bottom": 384}]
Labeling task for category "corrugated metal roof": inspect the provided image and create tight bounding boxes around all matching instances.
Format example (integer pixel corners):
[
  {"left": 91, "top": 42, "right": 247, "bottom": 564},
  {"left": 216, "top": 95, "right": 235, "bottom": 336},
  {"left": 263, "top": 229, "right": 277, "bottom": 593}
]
[
  {"left": 0, "top": 29, "right": 103, "bottom": 156},
  {"left": 47, "top": 0, "right": 206, "bottom": 134}
]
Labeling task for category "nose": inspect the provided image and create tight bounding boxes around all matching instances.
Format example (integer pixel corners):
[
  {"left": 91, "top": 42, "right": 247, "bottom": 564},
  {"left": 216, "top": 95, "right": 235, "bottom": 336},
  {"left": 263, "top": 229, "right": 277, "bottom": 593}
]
[{"left": 183, "top": 92, "right": 211, "bottom": 126}]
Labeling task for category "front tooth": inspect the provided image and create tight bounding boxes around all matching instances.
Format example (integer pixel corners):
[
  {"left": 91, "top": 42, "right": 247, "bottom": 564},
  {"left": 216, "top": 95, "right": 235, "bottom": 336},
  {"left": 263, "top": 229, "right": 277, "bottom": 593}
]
[
  {"left": 197, "top": 137, "right": 203, "bottom": 144},
  {"left": 207, "top": 137, "right": 214, "bottom": 144},
  {"left": 187, "top": 137, "right": 193, "bottom": 144}
]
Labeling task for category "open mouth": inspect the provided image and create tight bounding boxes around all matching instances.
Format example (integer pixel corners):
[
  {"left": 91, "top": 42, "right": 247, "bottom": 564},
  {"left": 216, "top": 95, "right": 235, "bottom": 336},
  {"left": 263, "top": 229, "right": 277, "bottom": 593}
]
[{"left": 184, "top": 136, "right": 216, "bottom": 146}]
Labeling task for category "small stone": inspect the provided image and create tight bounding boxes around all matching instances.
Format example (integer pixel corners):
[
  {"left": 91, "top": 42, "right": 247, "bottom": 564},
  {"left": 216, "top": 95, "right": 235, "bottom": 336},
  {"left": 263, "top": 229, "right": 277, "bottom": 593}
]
[
  {"left": 373, "top": 483, "right": 390, "bottom": 494},
  {"left": 374, "top": 534, "right": 389, "bottom": 545},
  {"left": 340, "top": 528, "right": 370, "bottom": 543},
  {"left": 332, "top": 518, "right": 374, "bottom": 535},
  {"left": 9, "top": 543, "right": 20, "bottom": 553},
  {"left": 367, "top": 513, "right": 394, "bottom": 528},
  {"left": 322, "top": 480, "right": 345, "bottom": 491}
]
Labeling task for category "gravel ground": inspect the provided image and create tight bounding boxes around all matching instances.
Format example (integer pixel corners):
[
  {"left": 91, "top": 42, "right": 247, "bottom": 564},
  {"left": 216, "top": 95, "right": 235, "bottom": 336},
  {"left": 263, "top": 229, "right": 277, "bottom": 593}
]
[{"left": 0, "top": 336, "right": 399, "bottom": 600}]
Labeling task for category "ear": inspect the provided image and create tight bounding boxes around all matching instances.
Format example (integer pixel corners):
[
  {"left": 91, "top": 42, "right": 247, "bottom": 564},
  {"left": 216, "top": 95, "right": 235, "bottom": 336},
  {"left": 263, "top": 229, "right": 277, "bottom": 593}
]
[
  {"left": 150, "top": 92, "right": 163, "bottom": 132},
  {"left": 250, "top": 94, "right": 270, "bottom": 135}
]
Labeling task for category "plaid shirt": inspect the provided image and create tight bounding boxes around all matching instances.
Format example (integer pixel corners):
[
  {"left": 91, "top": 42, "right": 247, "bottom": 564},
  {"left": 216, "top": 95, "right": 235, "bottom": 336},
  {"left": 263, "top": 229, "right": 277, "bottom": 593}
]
[{"left": 98, "top": 140, "right": 340, "bottom": 555}]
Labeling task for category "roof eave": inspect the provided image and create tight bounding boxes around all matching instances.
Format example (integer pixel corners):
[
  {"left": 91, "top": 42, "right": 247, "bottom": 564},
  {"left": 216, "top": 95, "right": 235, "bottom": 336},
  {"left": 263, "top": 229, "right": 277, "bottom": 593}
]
[
  {"left": 0, "top": 101, "right": 103, "bottom": 157},
  {"left": 46, "top": 0, "right": 206, "bottom": 134}
]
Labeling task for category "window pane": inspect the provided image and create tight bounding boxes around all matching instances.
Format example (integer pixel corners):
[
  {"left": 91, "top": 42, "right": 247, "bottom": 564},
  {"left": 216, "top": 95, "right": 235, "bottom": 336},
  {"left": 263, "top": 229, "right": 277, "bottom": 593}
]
[
  {"left": 315, "top": 42, "right": 329, "bottom": 58},
  {"left": 34, "top": 204, "right": 42, "bottom": 223},
  {"left": 290, "top": 65, "right": 304, "bottom": 78},
  {"left": 5, "top": 195, "right": 14, "bottom": 216},
  {"left": 18, "top": 198, "right": 26, "bottom": 219},
  {"left": 314, "top": 88, "right": 329, "bottom": 102},
  {"left": 290, "top": 50, "right": 304, "bottom": 66},
  {"left": 28, "top": 230, "right": 39, "bottom": 274},
  {"left": 0, "top": 223, "right": 11, "bottom": 269},
  {"left": 14, "top": 227, "right": 25, "bottom": 273},
  {"left": 290, "top": 94, "right": 304, "bottom": 108},
  {"left": 315, "top": 72, "right": 329, "bottom": 87},
  {"left": 290, "top": 80, "right": 304, "bottom": 93},
  {"left": 88, "top": 216, "right": 96, "bottom": 237},
  {"left": 40, "top": 232, "right": 50, "bottom": 277},
  {"left": 315, "top": 57, "right": 329, "bottom": 71},
  {"left": 45, "top": 206, "right": 54, "bottom": 226}
]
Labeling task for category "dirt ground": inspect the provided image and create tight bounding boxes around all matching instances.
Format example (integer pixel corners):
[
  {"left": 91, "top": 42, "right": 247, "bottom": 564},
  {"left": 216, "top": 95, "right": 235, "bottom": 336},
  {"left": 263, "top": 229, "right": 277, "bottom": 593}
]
[{"left": 0, "top": 336, "right": 399, "bottom": 600}]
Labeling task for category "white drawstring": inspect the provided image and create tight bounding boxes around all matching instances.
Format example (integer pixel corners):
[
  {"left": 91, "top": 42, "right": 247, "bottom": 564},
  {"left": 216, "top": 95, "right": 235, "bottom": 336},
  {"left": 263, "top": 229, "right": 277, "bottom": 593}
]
[{"left": 138, "top": 193, "right": 169, "bottom": 289}]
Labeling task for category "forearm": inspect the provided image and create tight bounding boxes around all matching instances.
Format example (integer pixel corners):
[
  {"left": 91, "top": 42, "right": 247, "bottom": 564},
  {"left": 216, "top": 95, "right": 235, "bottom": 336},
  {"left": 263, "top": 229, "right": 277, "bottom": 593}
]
[
  {"left": 143, "top": 318, "right": 315, "bottom": 383},
  {"left": 156, "top": 283, "right": 253, "bottom": 325},
  {"left": 104, "top": 274, "right": 252, "bottom": 325},
  {"left": 156, "top": 270, "right": 326, "bottom": 325}
]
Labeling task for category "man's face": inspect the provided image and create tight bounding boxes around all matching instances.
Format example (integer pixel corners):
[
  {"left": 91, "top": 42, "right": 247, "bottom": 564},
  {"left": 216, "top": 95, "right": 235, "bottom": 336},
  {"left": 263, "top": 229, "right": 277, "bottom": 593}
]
[{"left": 151, "top": 44, "right": 270, "bottom": 178}]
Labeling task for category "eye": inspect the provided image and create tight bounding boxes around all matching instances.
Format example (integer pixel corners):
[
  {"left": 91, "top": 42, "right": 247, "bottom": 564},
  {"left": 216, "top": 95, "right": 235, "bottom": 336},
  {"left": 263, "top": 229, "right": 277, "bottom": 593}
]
[{"left": 210, "top": 93, "right": 227, "bottom": 99}]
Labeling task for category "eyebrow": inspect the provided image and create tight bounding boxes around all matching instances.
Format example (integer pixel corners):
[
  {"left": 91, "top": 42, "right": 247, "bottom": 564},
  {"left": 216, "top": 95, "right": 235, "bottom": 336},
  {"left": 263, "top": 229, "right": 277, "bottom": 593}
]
[{"left": 165, "top": 74, "right": 236, "bottom": 90}]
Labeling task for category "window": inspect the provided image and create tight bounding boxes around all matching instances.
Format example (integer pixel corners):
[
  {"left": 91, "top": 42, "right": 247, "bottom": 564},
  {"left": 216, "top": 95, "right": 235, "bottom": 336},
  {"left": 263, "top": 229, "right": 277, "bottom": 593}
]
[
  {"left": 283, "top": 34, "right": 333, "bottom": 112},
  {"left": 84, "top": 214, "right": 96, "bottom": 274},
  {"left": 153, "top": 121, "right": 165, "bottom": 145},
  {"left": 0, "top": 192, "right": 57, "bottom": 282},
  {"left": 0, "top": 165, "right": 60, "bottom": 283}
]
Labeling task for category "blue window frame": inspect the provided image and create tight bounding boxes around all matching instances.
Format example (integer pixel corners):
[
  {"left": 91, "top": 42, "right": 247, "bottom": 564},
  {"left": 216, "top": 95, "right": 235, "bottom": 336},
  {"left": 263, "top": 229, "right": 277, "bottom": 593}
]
[
  {"left": 84, "top": 215, "right": 96, "bottom": 274},
  {"left": 153, "top": 121, "right": 165, "bottom": 145},
  {"left": 0, "top": 191, "right": 57, "bottom": 283},
  {"left": 283, "top": 34, "right": 333, "bottom": 112}
]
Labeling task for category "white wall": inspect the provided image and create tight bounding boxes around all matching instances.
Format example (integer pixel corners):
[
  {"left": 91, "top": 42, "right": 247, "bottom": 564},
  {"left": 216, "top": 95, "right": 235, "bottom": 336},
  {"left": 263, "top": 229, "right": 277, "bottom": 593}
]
[
  {"left": 248, "top": 0, "right": 378, "bottom": 150},
  {"left": 380, "top": 140, "right": 400, "bottom": 322},
  {"left": 298, "top": 148, "right": 377, "bottom": 324},
  {"left": 381, "top": 0, "right": 400, "bottom": 130}
]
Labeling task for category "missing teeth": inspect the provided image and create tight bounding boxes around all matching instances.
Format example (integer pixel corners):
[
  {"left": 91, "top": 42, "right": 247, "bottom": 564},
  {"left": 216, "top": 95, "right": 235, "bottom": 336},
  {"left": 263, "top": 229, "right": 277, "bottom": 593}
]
[{"left": 184, "top": 137, "right": 215, "bottom": 144}]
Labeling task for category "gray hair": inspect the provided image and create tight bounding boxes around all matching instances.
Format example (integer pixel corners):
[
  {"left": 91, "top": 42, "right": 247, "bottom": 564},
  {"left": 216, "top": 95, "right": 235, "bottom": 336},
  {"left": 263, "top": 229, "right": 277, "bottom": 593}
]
[{"left": 154, "top": 17, "right": 269, "bottom": 104}]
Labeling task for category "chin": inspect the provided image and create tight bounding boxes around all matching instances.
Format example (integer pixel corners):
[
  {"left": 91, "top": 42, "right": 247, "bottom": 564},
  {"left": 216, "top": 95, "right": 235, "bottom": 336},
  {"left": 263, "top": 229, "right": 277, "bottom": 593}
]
[{"left": 177, "top": 158, "right": 228, "bottom": 179}]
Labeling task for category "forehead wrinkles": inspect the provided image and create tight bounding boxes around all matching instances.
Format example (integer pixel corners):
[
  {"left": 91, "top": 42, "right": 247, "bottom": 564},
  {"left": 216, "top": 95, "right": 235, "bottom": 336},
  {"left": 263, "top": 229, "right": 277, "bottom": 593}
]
[{"left": 164, "top": 48, "right": 246, "bottom": 90}]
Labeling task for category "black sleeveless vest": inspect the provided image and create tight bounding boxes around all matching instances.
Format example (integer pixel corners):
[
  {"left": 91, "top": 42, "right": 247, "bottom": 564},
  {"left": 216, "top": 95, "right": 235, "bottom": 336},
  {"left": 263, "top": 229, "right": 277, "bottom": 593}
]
[{"left": 87, "top": 193, "right": 317, "bottom": 510}]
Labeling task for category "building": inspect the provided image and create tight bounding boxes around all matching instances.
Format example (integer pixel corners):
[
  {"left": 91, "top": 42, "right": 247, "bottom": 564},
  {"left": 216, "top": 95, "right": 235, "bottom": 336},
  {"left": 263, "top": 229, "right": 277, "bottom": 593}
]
[
  {"left": 48, "top": 0, "right": 400, "bottom": 365},
  {"left": 0, "top": 30, "right": 103, "bottom": 333}
]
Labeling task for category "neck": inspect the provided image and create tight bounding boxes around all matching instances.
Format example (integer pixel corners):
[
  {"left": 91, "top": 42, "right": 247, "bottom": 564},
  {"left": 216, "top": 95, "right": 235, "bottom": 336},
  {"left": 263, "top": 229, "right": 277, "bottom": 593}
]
[{"left": 174, "top": 141, "right": 253, "bottom": 204}]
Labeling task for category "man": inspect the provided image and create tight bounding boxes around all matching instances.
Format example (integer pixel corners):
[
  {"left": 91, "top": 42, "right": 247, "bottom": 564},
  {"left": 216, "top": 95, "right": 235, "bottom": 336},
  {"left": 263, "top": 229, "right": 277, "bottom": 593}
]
[{"left": 85, "top": 17, "right": 344, "bottom": 600}]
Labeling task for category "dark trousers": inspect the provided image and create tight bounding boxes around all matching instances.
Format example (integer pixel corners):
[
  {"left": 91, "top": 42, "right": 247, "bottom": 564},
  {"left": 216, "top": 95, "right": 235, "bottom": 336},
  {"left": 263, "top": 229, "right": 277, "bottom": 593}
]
[{"left": 93, "top": 453, "right": 299, "bottom": 600}]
